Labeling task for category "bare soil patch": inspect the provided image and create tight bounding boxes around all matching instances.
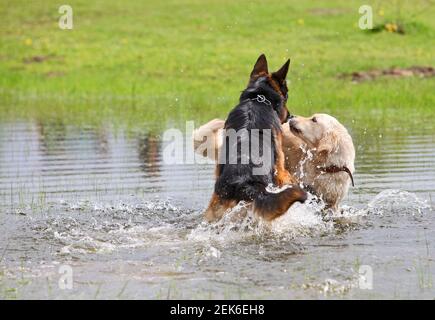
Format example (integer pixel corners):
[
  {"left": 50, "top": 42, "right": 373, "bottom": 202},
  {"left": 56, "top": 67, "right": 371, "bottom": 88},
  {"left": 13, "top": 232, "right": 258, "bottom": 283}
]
[{"left": 339, "top": 66, "right": 435, "bottom": 83}]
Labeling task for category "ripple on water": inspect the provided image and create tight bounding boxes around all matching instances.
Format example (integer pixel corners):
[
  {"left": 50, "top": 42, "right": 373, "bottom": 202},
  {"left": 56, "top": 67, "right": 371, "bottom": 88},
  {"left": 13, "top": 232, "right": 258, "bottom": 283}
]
[{"left": 0, "top": 121, "right": 434, "bottom": 298}]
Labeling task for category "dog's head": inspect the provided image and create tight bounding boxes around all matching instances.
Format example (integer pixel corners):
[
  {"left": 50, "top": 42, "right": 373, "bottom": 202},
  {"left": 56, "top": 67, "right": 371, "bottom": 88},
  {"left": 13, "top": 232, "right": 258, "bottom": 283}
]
[
  {"left": 248, "top": 54, "right": 291, "bottom": 123},
  {"left": 289, "top": 113, "right": 341, "bottom": 154}
]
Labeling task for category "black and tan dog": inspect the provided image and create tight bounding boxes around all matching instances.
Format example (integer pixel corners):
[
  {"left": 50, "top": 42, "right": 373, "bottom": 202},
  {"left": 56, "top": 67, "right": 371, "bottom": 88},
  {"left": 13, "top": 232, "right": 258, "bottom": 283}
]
[{"left": 204, "top": 54, "right": 307, "bottom": 222}]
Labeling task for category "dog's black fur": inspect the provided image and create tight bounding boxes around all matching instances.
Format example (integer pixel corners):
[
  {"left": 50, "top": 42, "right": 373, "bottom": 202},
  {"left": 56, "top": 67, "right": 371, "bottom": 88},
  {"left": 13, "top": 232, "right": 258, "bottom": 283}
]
[
  {"left": 205, "top": 54, "right": 307, "bottom": 221},
  {"left": 215, "top": 77, "right": 284, "bottom": 200}
]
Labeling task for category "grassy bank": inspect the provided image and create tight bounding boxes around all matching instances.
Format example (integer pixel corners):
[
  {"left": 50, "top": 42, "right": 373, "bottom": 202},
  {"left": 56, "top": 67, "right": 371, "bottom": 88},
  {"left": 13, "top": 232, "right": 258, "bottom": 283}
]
[{"left": 0, "top": 0, "right": 434, "bottom": 130}]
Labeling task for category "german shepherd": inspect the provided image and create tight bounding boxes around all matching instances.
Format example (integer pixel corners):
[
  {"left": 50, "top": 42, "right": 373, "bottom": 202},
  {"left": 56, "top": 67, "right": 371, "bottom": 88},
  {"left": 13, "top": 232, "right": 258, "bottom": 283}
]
[{"left": 204, "top": 54, "right": 307, "bottom": 222}]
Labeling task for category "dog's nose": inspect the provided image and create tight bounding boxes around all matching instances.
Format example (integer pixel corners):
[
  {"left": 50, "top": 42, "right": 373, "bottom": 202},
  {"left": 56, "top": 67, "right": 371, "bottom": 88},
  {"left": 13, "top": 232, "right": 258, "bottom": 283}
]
[{"left": 287, "top": 114, "right": 297, "bottom": 124}]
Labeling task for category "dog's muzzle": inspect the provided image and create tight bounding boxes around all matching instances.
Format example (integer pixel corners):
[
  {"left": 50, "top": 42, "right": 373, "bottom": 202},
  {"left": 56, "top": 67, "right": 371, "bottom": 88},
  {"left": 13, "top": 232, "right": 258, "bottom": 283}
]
[
  {"left": 286, "top": 114, "right": 294, "bottom": 123},
  {"left": 288, "top": 118, "right": 302, "bottom": 134}
]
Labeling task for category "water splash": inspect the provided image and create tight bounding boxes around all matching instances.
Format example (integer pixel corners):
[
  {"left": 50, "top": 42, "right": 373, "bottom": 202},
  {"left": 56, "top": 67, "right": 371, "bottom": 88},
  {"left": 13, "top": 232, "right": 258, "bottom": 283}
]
[
  {"left": 33, "top": 198, "right": 197, "bottom": 255},
  {"left": 31, "top": 189, "right": 432, "bottom": 257},
  {"left": 367, "top": 189, "right": 431, "bottom": 216},
  {"left": 187, "top": 201, "right": 260, "bottom": 243},
  {"left": 270, "top": 194, "right": 330, "bottom": 237},
  {"left": 302, "top": 277, "right": 358, "bottom": 296},
  {"left": 296, "top": 144, "right": 314, "bottom": 180},
  {"left": 188, "top": 189, "right": 431, "bottom": 244},
  {"left": 189, "top": 193, "right": 333, "bottom": 242}
]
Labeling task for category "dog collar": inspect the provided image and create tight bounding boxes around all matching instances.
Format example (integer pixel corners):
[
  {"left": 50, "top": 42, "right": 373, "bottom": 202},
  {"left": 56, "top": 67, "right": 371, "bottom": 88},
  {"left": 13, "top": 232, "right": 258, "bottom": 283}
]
[
  {"left": 251, "top": 94, "right": 272, "bottom": 106},
  {"left": 317, "top": 165, "right": 355, "bottom": 187}
]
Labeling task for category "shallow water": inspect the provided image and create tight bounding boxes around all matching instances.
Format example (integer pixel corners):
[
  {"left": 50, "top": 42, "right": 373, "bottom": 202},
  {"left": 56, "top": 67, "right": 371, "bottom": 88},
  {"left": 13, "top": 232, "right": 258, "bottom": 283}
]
[{"left": 0, "top": 119, "right": 434, "bottom": 299}]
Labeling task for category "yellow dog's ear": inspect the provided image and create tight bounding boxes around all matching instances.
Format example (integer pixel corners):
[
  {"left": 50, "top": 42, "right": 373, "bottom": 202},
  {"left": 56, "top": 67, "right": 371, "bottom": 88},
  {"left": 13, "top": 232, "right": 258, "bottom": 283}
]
[{"left": 317, "top": 130, "right": 339, "bottom": 156}]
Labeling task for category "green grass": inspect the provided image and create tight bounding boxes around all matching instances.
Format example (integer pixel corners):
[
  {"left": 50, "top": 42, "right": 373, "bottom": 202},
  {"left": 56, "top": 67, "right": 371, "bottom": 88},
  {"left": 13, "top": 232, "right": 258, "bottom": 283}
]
[{"left": 0, "top": 0, "right": 434, "bottom": 131}]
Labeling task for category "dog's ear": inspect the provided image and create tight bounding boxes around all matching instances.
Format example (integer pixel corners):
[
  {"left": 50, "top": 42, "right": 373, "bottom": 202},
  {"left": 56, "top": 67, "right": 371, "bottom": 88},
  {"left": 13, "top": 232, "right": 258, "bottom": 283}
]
[
  {"left": 250, "top": 54, "right": 268, "bottom": 78},
  {"left": 317, "top": 131, "right": 339, "bottom": 157},
  {"left": 272, "top": 59, "right": 290, "bottom": 83}
]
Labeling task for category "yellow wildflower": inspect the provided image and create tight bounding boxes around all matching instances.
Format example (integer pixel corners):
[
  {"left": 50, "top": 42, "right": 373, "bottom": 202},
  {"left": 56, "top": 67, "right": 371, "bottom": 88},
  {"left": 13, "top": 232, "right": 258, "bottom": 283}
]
[
  {"left": 385, "top": 23, "right": 398, "bottom": 33},
  {"left": 24, "top": 38, "right": 32, "bottom": 46}
]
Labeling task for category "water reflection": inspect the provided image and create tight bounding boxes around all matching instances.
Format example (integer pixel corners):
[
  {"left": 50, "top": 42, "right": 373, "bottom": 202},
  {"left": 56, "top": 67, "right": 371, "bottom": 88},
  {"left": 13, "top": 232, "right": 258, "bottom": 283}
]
[
  {"left": 137, "top": 134, "right": 160, "bottom": 177},
  {"left": 0, "top": 119, "right": 434, "bottom": 210}
]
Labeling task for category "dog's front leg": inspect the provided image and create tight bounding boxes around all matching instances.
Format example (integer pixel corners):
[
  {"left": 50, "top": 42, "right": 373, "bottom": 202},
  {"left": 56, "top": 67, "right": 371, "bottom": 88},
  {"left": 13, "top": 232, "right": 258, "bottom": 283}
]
[
  {"left": 274, "top": 134, "right": 297, "bottom": 186},
  {"left": 204, "top": 192, "right": 237, "bottom": 222}
]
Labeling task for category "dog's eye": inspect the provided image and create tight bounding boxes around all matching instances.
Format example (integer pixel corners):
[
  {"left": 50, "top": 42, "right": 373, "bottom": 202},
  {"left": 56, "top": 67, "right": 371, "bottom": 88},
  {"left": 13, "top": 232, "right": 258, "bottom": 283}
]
[{"left": 312, "top": 117, "right": 317, "bottom": 123}]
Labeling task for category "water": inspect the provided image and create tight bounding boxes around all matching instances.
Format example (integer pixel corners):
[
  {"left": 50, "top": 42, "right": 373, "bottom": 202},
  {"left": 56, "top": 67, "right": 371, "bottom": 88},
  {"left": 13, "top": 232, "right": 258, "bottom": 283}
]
[{"left": 0, "top": 119, "right": 434, "bottom": 299}]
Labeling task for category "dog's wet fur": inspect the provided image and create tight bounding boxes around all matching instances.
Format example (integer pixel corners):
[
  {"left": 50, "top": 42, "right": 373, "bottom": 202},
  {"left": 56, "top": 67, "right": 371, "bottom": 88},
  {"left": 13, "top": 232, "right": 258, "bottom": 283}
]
[{"left": 205, "top": 54, "right": 307, "bottom": 222}]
